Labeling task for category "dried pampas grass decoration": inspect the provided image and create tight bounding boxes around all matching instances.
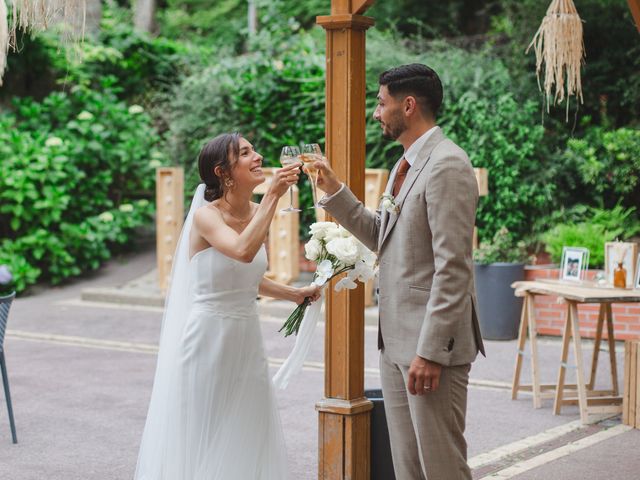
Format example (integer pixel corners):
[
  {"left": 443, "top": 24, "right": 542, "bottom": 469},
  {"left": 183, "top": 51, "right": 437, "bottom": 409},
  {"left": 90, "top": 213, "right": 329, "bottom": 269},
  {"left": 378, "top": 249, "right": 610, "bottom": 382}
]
[
  {"left": 0, "top": 0, "right": 87, "bottom": 85},
  {"left": 527, "top": 0, "right": 585, "bottom": 120},
  {"left": 0, "top": 0, "right": 8, "bottom": 86}
]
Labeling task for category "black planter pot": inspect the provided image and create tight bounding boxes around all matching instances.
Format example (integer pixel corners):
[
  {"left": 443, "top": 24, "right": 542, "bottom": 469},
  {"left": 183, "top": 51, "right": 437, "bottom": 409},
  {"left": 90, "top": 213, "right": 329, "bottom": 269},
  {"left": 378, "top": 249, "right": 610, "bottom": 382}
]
[
  {"left": 365, "top": 389, "right": 396, "bottom": 480},
  {"left": 474, "top": 263, "right": 524, "bottom": 340}
]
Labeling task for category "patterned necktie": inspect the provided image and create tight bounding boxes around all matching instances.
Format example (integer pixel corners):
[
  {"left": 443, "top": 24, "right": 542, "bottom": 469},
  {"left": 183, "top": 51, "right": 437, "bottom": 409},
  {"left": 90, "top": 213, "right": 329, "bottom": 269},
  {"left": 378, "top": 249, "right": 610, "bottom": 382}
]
[{"left": 392, "top": 157, "right": 411, "bottom": 197}]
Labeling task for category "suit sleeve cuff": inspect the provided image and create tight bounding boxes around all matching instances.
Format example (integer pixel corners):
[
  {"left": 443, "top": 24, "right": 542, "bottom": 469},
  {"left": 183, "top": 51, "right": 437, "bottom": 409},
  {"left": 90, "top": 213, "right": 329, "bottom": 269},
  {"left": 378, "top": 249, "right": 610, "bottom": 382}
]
[{"left": 320, "top": 183, "right": 345, "bottom": 203}]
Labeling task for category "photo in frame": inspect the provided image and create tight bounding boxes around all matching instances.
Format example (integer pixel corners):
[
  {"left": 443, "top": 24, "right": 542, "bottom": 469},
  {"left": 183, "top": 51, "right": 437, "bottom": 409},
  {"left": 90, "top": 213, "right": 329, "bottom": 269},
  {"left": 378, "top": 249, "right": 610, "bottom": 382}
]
[
  {"left": 634, "top": 254, "right": 640, "bottom": 290},
  {"left": 560, "top": 247, "right": 589, "bottom": 282},
  {"left": 604, "top": 242, "right": 638, "bottom": 288}
]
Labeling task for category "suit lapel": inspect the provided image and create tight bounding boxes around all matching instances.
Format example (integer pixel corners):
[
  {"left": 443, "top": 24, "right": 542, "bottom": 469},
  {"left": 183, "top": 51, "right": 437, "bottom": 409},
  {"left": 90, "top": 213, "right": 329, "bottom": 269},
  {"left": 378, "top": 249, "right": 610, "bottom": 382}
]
[
  {"left": 377, "top": 161, "right": 400, "bottom": 249},
  {"left": 379, "top": 127, "right": 446, "bottom": 249}
]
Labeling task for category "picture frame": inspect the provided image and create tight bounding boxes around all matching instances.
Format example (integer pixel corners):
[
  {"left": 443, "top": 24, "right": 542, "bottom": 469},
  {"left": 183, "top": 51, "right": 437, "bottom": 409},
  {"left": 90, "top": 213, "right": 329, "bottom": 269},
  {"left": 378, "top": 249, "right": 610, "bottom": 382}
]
[
  {"left": 634, "top": 254, "right": 640, "bottom": 290},
  {"left": 560, "top": 247, "right": 589, "bottom": 282},
  {"left": 604, "top": 242, "right": 638, "bottom": 288}
]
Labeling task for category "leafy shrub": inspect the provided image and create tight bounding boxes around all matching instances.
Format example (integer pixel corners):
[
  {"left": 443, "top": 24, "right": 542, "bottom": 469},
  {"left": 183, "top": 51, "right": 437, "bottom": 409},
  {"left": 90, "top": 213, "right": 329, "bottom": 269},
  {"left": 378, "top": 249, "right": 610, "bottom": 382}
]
[
  {"left": 565, "top": 126, "right": 640, "bottom": 209},
  {"left": 473, "top": 227, "right": 532, "bottom": 265},
  {"left": 540, "top": 205, "right": 640, "bottom": 268},
  {"left": 0, "top": 84, "right": 165, "bottom": 292}
]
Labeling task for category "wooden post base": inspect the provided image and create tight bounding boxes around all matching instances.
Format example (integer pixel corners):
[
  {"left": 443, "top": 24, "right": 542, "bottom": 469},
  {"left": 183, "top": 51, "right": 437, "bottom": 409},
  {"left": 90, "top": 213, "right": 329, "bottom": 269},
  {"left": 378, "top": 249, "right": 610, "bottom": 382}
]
[{"left": 317, "top": 398, "right": 373, "bottom": 480}]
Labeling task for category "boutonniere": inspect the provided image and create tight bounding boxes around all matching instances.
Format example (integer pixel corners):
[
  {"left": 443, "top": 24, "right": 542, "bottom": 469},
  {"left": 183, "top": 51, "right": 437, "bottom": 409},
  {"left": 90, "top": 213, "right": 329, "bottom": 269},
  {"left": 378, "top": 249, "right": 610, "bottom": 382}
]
[{"left": 380, "top": 193, "right": 399, "bottom": 215}]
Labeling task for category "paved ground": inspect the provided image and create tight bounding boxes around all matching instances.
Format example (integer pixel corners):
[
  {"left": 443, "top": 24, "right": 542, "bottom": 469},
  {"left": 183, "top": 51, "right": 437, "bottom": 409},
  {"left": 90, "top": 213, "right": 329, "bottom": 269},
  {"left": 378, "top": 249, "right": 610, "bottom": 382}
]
[{"left": 0, "top": 249, "right": 639, "bottom": 479}]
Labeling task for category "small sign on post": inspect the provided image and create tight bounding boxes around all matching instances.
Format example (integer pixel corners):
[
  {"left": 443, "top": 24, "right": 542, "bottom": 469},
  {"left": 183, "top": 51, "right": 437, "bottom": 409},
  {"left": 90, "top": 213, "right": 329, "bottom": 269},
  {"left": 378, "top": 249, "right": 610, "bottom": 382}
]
[{"left": 156, "top": 168, "right": 184, "bottom": 293}]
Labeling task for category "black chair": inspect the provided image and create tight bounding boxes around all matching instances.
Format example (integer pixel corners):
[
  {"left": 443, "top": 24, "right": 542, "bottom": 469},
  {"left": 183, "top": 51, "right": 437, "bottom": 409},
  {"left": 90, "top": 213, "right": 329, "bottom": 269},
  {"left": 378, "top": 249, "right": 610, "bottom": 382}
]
[{"left": 0, "top": 294, "right": 17, "bottom": 444}]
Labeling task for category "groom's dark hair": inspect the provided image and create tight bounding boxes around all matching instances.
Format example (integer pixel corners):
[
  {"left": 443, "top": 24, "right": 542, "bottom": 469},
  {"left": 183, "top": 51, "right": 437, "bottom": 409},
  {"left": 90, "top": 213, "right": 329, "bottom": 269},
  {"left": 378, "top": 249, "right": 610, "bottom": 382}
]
[{"left": 379, "top": 64, "right": 443, "bottom": 119}]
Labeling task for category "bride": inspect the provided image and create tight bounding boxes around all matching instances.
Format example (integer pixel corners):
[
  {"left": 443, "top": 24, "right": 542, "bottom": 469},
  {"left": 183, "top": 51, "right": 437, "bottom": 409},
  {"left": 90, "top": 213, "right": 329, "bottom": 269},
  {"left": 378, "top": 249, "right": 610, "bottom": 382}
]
[{"left": 134, "top": 132, "right": 320, "bottom": 479}]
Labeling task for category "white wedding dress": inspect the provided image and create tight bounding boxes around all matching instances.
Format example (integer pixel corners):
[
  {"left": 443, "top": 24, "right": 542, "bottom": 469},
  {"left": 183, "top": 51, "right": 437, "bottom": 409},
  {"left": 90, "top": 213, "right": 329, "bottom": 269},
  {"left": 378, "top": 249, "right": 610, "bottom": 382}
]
[{"left": 135, "top": 185, "right": 288, "bottom": 480}]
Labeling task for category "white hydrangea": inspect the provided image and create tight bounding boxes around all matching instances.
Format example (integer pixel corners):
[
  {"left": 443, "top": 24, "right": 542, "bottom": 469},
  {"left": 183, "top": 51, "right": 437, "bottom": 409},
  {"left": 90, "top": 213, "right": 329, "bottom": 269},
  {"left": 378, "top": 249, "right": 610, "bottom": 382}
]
[
  {"left": 119, "top": 204, "right": 134, "bottom": 213},
  {"left": 77, "top": 111, "right": 94, "bottom": 121},
  {"left": 45, "top": 136, "right": 63, "bottom": 147},
  {"left": 98, "top": 212, "right": 114, "bottom": 222},
  {"left": 128, "top": 105, "right": 144, "bottom": 115}
]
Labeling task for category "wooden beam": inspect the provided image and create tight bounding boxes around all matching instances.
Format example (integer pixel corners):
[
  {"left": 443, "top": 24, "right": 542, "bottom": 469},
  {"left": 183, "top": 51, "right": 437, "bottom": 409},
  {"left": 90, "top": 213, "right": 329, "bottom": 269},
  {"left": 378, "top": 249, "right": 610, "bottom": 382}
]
[
  {"left": 352, "top": 0, "right": 375, "bottom": 15},
  {"left": 316, "top": 10, "right": 374, "bottom": 480},
  {"left": 629, "top": 0, "right": 640, "bottom": 33}
]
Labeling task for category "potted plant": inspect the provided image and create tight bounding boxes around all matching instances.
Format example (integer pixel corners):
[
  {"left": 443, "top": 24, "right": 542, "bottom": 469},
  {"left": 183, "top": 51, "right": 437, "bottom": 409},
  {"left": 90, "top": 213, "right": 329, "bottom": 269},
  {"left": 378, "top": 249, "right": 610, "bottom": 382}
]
[
  {"left": 474, "top": 228, "right": 533, "bottom": 340},
  {"left": 0, "top": 265, "right": 16, "bottom": 317}
]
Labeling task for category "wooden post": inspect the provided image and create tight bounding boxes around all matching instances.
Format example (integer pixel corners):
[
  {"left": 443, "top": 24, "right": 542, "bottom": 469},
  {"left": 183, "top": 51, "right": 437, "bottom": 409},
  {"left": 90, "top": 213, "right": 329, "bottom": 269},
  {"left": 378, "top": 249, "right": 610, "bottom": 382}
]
[
  {"left": 316, "top": 2, "right": 375, "bottom": 478},
  {"left": 254, "top": 168, "right": 300, "bottom": 284},
  {"left": 155, "top": 168, "right": 184, "bottom": 293}
]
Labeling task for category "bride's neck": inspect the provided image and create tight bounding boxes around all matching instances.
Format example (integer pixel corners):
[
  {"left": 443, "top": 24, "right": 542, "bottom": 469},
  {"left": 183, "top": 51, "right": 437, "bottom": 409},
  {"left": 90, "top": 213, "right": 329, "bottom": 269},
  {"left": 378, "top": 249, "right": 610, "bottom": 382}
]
[{"left": 221, "top": 188, "right": 253, "bottom": 216}]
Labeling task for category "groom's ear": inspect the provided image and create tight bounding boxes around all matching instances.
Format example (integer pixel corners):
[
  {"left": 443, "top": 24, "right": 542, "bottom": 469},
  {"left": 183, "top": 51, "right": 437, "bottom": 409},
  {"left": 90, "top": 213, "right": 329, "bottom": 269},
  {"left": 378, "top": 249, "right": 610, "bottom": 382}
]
[{"left": 403, "top": 95, "right": 418, "bottom": 117}]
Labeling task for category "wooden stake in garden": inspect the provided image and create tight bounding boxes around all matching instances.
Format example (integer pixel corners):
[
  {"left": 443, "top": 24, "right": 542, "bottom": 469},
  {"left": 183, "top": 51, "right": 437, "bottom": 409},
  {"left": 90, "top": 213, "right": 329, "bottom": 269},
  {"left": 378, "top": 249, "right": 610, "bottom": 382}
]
[{"left": 527, "top": 0, "right": 585, "bottom": 120}]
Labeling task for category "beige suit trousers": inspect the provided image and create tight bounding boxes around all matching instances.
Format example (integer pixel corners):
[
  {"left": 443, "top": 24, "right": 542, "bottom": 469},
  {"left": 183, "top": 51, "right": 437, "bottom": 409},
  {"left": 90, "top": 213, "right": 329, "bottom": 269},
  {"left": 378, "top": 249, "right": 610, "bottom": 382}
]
[{"left": 380, "top": 351, "right": 472, "bottom": 480}]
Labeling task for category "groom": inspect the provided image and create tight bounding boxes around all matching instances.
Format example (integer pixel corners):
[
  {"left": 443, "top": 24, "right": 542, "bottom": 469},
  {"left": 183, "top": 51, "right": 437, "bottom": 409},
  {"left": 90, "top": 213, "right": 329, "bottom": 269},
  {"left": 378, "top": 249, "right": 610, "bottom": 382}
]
[{"left": 315, "top": 64, "right": 485, "bottom": 480}]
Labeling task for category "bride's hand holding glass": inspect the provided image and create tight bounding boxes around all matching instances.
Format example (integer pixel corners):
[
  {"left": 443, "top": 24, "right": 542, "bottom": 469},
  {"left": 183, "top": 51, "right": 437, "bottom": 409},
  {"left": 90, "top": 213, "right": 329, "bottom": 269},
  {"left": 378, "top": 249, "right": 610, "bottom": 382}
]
[{"left": 268, "top": 161, "right": 302, "bottom": 200}]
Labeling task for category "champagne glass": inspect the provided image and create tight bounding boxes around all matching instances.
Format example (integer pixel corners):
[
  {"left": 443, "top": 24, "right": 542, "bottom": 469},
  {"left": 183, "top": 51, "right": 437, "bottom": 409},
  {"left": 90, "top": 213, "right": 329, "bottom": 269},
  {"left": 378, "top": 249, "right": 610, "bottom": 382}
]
[
  {"left": 301, "top": 143, "right": 324, "bottom": 208},
  {"left": 280, "top": 146, "right": 302, "bottom": 213}
]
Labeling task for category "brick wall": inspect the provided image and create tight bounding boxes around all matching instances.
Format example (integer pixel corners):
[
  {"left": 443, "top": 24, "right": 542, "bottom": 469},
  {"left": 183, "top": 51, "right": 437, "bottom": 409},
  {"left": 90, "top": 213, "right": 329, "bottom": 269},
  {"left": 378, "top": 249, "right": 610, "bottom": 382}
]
[{"left": 525, "top": 266, "right": 640, "bottom": 340}]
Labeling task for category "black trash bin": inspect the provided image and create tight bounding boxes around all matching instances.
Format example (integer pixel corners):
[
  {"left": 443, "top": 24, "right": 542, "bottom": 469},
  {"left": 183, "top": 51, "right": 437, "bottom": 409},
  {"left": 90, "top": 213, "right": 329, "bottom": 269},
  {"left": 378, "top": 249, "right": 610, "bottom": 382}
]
[{"left": 365, "top": 389, "right": 396, "bottom": 480}]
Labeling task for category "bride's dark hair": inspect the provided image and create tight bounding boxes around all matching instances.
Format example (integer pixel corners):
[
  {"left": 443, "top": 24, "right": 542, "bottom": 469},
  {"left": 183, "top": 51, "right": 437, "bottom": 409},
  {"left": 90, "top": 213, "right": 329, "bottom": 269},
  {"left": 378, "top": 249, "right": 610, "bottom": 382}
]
[{"left": 198, "top": 132, "right": 241, "bottom": 202}]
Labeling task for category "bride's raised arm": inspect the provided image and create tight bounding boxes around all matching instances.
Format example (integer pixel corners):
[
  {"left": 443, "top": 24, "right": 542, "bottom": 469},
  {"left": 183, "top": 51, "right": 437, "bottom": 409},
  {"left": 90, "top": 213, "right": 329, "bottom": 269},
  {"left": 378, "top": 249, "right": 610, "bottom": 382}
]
[{"left": 193, "top": 163, "right": 299, "bottom": 263}]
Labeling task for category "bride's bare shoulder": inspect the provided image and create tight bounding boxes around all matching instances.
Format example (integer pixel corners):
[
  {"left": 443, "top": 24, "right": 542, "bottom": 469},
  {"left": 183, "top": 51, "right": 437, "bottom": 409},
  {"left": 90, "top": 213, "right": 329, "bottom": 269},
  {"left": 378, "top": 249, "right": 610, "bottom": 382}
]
[{"left": 194, "top": 203, "right": 224, "bottom": 228}]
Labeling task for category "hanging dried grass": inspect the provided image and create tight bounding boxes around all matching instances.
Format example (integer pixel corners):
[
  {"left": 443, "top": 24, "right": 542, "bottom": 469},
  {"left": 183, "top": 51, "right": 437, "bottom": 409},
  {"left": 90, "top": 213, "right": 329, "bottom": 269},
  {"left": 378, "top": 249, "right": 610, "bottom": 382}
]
[
  {"left": 0, "top": 0, "right": 86, "bottom": 85},
  {"left": 0, "top": 0, "right": 8, "bottom": 86},
  {"left": 527, "top": 0, "right": 585, "bottom": 120}
]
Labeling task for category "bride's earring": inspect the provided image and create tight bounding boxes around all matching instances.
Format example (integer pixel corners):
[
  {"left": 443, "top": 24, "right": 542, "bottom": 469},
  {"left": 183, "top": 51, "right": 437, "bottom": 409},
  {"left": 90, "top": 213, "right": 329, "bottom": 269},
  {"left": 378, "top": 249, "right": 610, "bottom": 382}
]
[{"left": 224, "top": 177, "right": 234, "bottom": 189}]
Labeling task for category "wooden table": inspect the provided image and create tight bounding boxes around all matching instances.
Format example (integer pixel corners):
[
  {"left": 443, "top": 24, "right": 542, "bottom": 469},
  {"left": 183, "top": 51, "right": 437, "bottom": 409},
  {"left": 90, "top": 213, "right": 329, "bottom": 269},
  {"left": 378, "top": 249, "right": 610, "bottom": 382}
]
[{"left": 510, "top": 279, "right": 640, "bottom": 424}]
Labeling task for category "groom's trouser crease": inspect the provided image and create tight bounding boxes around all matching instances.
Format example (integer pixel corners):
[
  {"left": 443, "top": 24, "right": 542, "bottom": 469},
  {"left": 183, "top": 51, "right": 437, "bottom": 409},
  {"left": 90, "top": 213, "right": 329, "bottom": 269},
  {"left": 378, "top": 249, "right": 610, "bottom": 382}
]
[{"left": 380, "top": 351, "right": 472, "bottom": 480}]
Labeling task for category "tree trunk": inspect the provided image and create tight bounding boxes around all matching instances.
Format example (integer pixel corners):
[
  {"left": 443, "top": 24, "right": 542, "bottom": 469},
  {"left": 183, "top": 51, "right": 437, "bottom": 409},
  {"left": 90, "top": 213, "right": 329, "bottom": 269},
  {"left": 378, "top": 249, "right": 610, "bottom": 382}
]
[{"left": 134, "top": 0, "right": 157, "bottom": 34}]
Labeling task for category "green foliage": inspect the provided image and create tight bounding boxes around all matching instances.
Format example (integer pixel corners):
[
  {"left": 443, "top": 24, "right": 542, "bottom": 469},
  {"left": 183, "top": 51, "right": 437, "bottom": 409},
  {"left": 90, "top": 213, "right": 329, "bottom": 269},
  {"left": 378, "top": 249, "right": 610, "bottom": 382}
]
[
  {"left": 0, "top": 85, "right": 165, "bottom": 292},
  {"left": 540, "top": 205, "right": 640, "bottom": 268},
  {"left": 565, "top": 126, "right": 640, "bottom": 209},
  {"left": 473, "top": 227, "right": 532, "bottom": 265}
]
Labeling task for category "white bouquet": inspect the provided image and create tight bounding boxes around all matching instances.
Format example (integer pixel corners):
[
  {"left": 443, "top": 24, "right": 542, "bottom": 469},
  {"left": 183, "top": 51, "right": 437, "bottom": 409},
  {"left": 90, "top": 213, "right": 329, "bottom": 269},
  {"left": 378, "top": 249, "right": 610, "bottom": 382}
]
[{"left": 279, "top": 222, "right": 377, "bottom": 337}]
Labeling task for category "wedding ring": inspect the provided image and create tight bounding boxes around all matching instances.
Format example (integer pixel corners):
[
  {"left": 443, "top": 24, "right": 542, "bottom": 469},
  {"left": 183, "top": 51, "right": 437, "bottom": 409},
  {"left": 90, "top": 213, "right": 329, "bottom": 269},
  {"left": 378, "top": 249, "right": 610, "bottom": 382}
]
[{"left": 423, "top": 385, "right": 432, "bottom": 391}]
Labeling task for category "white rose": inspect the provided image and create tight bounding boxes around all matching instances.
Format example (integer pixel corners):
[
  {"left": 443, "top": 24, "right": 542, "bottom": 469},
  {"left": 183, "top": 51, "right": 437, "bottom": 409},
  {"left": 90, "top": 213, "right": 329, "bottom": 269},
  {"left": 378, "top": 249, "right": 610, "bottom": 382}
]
[
  {"left": 309, "top": 222, "right": 338, "bottom": 241},
  {"left": 381, "top": 198, "right": 394, "bottom": 211},
  {"left": 304, "top": 238, "right": 323, "bottom": 261},
  {"left": 326, "top": 237, "right": 360, "bottom": 265},
  {"left": 324, "top": 225, "right": 349, "bottom": 242}
]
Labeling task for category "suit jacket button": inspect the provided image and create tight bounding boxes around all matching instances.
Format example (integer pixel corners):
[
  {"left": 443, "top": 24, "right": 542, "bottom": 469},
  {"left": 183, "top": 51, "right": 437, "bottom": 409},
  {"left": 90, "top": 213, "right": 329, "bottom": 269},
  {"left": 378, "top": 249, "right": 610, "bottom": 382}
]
[{"left": 447, "top": 337, "right": 455, "bottom": 352}]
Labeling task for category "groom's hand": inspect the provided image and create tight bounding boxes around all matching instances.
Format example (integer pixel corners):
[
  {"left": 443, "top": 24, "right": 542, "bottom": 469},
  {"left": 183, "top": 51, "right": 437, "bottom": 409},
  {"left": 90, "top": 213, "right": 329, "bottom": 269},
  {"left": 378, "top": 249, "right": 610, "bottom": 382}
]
[
  {"left": 408, "top": 355, "right": 442, "bottom": 396},
  {"left": 314, "top": 158, "right": 342, "bottom": 196}
]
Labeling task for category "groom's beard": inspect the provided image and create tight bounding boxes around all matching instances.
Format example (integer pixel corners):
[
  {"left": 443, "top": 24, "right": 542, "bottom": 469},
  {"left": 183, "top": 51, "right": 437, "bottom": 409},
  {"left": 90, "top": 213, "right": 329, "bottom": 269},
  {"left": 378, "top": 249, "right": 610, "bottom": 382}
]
[{"left": 381, "top": 111, "right": 407, "bottom": 141}]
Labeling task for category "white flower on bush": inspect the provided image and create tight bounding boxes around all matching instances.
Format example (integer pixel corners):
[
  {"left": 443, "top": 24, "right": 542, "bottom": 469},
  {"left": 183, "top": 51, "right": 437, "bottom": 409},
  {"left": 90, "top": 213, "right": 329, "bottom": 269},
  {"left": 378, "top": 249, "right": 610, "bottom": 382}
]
[
  {"left": 128, "top": 105, "right": 144, "bottom": 115},
  {"left": 149, "top": 159, "right": 162, "bottom": 169},
  {"left": 137, "top": 199, "right": 150, "bottom": 208},
  {"left": 304, "top": 238, "right": 322, "bottom": 261},
  {"left": 309, "top": 221, "right": 337, "bottom": 241},
  {"left": 119, "top": 203, "right": 134, "bottom": 213},
  {"left": 313, "top": 260, "right": 333, "bottom": 286},
  {"left": 98, "top": 212, "right": 114, "bottom": 222},
  {"left": 45, "top": 136, "right": 63, "bottom": 147},
  {"left": 77, "top": 111, "right": 94, "bottom": 121},
  {"left": 326, "top": 236, "right": 360, "bottom": 265},
  {"left": 272, "top": 60, "right": 285, "bottom": 71}
]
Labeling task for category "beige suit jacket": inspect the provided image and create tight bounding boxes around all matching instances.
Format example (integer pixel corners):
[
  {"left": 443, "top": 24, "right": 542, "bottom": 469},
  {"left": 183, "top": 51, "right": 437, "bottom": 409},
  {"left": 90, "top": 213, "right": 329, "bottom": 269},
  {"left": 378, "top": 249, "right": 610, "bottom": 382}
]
[{"left": 320, "top": 127, "right": 485, "bottom": 366}]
